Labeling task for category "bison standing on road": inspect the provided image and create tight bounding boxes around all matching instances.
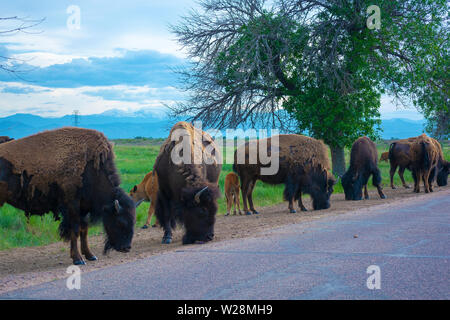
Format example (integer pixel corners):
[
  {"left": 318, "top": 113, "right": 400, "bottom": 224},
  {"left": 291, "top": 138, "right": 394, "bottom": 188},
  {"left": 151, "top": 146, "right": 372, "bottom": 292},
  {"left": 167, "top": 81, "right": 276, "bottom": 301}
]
[
  {"left": 233, "top": 134, "right": 335, "bottom": 214},
  {"left": 410, "top": 134, "right": 439, "bottom": 193},
  {"left": 154, "top": 122, "right": 221, "bottom": 245},
  {"left": 0, "top": 127, "right": 136, "bottom": 265},
  {"left": 130, "top": 170, "right": 160, "bottom": 229},
  {"left": 341, "top": 137, "right": 386, "bottom": 200},
  {"left": 387, "top": 137, "right": 416, "bottom": 189}
]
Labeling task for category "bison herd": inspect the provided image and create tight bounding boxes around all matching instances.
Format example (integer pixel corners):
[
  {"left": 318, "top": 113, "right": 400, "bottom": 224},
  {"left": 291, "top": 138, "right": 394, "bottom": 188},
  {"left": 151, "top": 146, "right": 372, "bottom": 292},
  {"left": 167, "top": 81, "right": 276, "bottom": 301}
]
[{"left": 0, "top": 123, "right": 448, "bottom": 265}]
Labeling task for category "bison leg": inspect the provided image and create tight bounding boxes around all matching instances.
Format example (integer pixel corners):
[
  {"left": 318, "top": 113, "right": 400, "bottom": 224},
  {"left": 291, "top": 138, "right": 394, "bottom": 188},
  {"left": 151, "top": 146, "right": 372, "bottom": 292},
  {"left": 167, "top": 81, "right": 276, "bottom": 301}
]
[
  {"left": 235, "top": 189, "right": 242, "bottom": 215},
  {"left": 423, "top": 171, "right": 432, "bottom": 193},
  {"left": 363, "top": 185, "right": 369, "bottom": 199},
  {"left": 225, "top": 193, "right": 232, "bottom": 216},
  {"left": 372, "top": 169, "right": 386, "bottom": 199},
  {"left": 412, "top": 170, "right": 420, "bottom": 193},
  {"left": 143, "top": 200, "right": 158, "bottom": 229},
  {"left": 155, "top": 191, "right": 173, "bottom": 244},
  {"left": 240, "top": 177, "right": 252, "bottom": 215},
  {"left": 390, "top": 163, "right": 398, "bottom": 189},
  {"left": 298, "top": 193, "right": 307, "bottom": 212},
  {"left": 398, "top": 167, "right": 409, "bottom": 189},
  {"left": 70, "top": 230, "right": 85, "bottom": 265},
  {"left": 247, "top": 180, "right": 259, "bottom": 215},
  {"left": 80, "top": 221, "right": 97, "bottom": 261}
]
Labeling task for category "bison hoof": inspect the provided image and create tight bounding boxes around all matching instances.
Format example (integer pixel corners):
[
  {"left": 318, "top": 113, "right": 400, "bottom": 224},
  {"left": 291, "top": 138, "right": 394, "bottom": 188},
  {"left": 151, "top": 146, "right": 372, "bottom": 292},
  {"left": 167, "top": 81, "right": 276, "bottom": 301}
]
[
  {"left": 391, "top": 186, "right": 396, "bottom": 189},
  {"left": 225, "top": 212, "right": 230, "bottom": 216},
  {"left": 245, "top": 211, "right": 252, "bottom": 216},
  {"left": 86, "top": 255, "right": 98, "bottom": 261},
  {"left": 162, "top": 237, "right": 172, "bottom": 244},
  {"left": 301, "top": 207, "right": 308, "bottom": 212},
  {"left": 141, "top": 225, "right": 149, "bottom": 229},
  {"left": 380, "top": 194, "right": 386, "bottom": 199},
  {"left": 289, "top": 209, "right": 296, "bottom": 214},
  {"left": 73, "top": 259, "right": 86, "bottom": 266},
  {"left": 365, "top": 196, "right": 370, "bottom": 200},
  {"left": 252, "top": 211, "right": 260, "bottom": 215},
  {"left": 404, "top": 185, "right": 410, "bottom": 189}
]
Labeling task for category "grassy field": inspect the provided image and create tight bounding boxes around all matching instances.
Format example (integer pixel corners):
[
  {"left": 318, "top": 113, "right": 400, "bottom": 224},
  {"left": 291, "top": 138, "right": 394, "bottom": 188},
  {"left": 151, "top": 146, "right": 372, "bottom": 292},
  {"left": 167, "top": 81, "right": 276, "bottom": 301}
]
[{"left": 0, "top": 140, "right": 448, "bottom": 250}]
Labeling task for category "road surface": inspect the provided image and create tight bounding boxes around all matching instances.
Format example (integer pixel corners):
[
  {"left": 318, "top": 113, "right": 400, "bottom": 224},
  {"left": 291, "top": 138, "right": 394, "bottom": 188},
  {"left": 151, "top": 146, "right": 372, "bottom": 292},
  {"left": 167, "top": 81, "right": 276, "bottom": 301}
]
[{"left": 1, "top": 191, "right": 449, "bottom": 299}]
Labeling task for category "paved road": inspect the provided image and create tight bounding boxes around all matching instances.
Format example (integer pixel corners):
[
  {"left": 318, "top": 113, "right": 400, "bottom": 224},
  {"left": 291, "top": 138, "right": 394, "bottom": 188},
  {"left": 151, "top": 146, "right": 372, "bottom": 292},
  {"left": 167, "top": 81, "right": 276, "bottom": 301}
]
[{"left": 1, "top": 191, "right": 449, "bottom": 299}]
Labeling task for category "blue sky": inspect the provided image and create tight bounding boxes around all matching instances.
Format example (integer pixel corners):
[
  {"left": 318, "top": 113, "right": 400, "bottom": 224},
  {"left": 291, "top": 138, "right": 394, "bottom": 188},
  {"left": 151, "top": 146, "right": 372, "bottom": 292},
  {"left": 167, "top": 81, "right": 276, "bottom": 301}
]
[{"left": 0, "top": 0, "right": 423, "bottom": 119}]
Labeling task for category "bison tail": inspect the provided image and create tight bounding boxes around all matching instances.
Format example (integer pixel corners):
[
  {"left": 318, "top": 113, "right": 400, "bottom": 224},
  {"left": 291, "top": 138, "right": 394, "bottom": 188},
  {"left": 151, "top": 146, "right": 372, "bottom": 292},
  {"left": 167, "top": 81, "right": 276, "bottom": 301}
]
[
  {"left": 421, "top": 141, "right": 431, "bottom": 171},
  {"left": 58, "top": 215, "right": 71, "bottom": 241},
  {"left": 388, "top": 142, "right": 396, "bottom": 161}
]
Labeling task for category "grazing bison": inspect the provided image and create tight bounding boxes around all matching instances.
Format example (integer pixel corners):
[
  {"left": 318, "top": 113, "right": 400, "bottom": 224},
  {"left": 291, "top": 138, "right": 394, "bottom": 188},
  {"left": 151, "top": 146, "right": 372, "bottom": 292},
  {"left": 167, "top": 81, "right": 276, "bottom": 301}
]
[
  {"left": 130, "top": 170, "right": 160, "bottom": 229},
  {"left": 0, "top": 136, "right": 13, "bottom": 144},
  {"left": 430, "top": 138, "right": 449, "bottom": 187},
  {"left": 410, "top": 134, "right": 439, "bottom": 193},
  {"left": 154, "top": 122, "right": 221, "bottom": 245},
  {"left": 0, "top": 127, "right": 136, "bottom": 265},
  {"left": 224, "top": 172, "right": 242, "bottom": 216},
  {"left": 233, "top": 134, "right": 335, "bottom": 214},
  {"left": 380, "top": 152, "right": 389, "bottom": 162},
  {"left": 387, "top": 137, "right": 417, "bottom": 189},
  {"left": 341, "top": 137, "right": 386, "bottom": 200}
]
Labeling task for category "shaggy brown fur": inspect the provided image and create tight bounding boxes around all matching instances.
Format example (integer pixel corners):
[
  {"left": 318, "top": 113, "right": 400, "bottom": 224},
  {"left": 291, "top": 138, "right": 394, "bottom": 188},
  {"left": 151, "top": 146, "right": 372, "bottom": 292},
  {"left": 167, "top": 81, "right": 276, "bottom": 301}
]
[
  {"left": 388, "top": 137, "right": 417, "bottom": 189},
  {"left": 0, "top": 127, "right": 112, "bottom": 200},
  {"left": 410, "top": 134, "right": 439, "bottom": 193},
  {"left": 224, "top": 172, "right": 242, "bottom": 216},
  {"left": 341, "top": 137, "right": 385, "bottom": 200},
  {"left": 233, "top": 134, "right": 335, "bottom": 214},
  {"left": 0, "top": 127, "right": 136, "bottom": 265},
  {"left": 154, "top": 122, "right": 222, "bottom": 245},
  {"left": 0, "top": 136, "right": 13, "bottom": 144},
  {"left": 130, "top": 170, "right": 160, "bottom": 228},
  {"left": 380, "top": 152, "right": 389, "bottom": 162}
]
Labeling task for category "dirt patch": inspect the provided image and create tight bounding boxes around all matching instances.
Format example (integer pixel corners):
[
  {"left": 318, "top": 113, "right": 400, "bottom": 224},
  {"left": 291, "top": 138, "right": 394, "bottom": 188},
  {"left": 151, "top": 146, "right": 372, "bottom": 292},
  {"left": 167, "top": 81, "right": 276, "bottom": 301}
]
[{"left": 1, "top": 185, "right": 449, "bottom": 294}]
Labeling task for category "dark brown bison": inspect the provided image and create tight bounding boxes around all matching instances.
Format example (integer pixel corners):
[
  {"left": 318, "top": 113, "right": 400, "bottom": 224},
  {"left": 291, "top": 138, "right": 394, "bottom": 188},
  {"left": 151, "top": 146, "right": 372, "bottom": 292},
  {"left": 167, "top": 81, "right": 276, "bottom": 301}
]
[
  {"left": 430, "top": 139, "right": 449, "bottom": 187},
  {"left": 387, "top": 137, "right": 416, "bottom": 189},
  {"left": 233, "top": 134, "right": 335, "bottom": 214},
  {"left": 410, "top": 134, "right": 439, "bottom": 193},
  {"left": 0, "top": 136, "right": 13, "bottom": 144},
  {"left": 341, "top": 137, "right": 386, "bottom": 200},
  {"left": 0, "top": 127, "right": 136, "bottom": 265},
  {"left": 154, "top": 122, "right": 221, "bottom": 245}
]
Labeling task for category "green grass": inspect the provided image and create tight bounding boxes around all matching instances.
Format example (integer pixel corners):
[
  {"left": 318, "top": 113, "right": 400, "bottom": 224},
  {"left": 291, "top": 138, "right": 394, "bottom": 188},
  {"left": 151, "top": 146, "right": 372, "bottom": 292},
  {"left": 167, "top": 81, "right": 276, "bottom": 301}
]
[{"left": 0, "top": 140, "right": 448, "bottom": 250}]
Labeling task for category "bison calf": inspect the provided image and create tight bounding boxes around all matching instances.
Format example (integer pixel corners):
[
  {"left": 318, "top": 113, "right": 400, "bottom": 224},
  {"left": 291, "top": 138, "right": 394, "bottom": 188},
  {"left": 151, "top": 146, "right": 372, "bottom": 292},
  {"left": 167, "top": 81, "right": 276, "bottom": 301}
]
[
  {"left": 224, "top": 172, "right": 242, "bottom": 216},
  {"left": 233, "top": 134, "right": 335, "bottom": 214},
  {"left": 0, "top": 127, "right": 136, "bottom": 265},
  {"left": 130, "top": 170, "right": 160, "bottom": 229},
  {"left": 342, "top": 137, "right": 386, "bottom": 200},
  {"left": 379, "top": 152, "right": 389, "bottom": 162}
]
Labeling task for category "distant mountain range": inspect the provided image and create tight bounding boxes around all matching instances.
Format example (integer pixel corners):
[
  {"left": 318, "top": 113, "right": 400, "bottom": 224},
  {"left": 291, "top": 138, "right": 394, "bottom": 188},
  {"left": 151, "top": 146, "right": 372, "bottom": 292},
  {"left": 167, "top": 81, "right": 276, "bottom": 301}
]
[{"left": 0, "top": 109, "right": 428, "bottom": 140}]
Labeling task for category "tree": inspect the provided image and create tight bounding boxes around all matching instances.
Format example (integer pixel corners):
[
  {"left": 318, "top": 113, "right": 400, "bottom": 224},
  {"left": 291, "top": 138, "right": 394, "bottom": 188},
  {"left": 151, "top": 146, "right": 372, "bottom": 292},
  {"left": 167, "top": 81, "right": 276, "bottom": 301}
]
[
  {"left": 0, "top": 16, "right": 45, "bottom": 74},
  {"left": 171, "top": 0, "right": 449, "bottom": 175}
]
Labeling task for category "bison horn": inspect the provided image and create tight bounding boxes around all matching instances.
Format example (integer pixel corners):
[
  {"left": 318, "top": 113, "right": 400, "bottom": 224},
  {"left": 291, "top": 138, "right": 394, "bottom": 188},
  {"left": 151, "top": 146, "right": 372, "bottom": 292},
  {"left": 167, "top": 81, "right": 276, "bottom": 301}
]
[
  {"left": 134, "top": 199, "right": 144, "bottom": 208},
  {"left": 194, "top": 186, "right": 209, "bottom": 204},
  {"left": 114, "top": 200, "right": 121, "bottom": 213}
]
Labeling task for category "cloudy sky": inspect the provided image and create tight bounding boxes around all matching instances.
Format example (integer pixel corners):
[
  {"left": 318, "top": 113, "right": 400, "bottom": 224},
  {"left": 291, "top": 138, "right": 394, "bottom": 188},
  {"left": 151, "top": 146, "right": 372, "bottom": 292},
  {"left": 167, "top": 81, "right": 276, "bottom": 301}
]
[{"left": 0, "top": 0, "right": 422, "bottom": 119}]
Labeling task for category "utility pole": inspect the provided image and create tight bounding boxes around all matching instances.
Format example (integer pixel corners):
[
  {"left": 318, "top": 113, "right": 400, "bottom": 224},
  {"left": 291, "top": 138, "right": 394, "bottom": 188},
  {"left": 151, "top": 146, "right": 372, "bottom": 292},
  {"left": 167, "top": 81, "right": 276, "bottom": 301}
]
[{"left": 72, "top": 110, "right": 80, "bottom": 127}]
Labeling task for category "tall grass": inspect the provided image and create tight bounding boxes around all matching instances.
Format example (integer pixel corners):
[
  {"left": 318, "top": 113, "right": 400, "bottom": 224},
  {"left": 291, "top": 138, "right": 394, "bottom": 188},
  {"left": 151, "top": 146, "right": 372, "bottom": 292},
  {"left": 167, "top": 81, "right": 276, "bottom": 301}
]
[{"left": 0, "top": 141, "right": 448, "bottom": 250}]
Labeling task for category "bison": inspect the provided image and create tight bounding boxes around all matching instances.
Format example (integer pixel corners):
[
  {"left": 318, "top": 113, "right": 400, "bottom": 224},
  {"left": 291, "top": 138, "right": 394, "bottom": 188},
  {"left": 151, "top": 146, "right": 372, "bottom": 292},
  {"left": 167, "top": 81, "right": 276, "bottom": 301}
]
[
  {"left": 387, "top": 137, "right": 416, "bottom": 189},
  {"left": 130, "top": 170, "right": 160, "bottom": 229},
  {"left": 154, "top": 122, "right": 221, "bottom": 245},
  {"left": 430, "top": 139, "right": 449, "bottom": 187},
  {"left": 341, "top": 137, "right": 386, "bottom": 200},
  {"left": 233, "top": 134, "right": 335, "bottom": 214},
  {"left": 379, "top": 152, "right": 389, "bottom": 162},
  {"left": 410, "top": 134, "right": 439, "bottom": 193},
  {"left": 224, "top": 172, "right": 242, "bottom": 216},
  {"left": 0, "top": 127, "right": 136, "bottom": 265}
]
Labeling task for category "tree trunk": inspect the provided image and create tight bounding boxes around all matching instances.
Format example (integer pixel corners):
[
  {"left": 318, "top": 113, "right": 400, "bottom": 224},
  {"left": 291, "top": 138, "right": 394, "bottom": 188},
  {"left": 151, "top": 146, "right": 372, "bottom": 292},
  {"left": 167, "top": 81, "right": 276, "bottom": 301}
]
[{"left": 331, "top": 146, "right": 346, "bottom": 177}]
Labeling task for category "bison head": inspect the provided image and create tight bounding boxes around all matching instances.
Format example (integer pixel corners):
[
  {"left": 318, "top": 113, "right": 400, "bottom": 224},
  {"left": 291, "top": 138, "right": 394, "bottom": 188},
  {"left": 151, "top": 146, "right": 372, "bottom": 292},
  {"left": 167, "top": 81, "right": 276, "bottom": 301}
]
[
  {"left": 180, "top": 184, "right": 220, "bottom": 244},
  {"left": 308, "top": 169, "right": 335, "bottom": 210},
  {"left": 129, "top": 184, "right": 146, "bottom": 207},
  {"left": 103, "top": 188, "right": 136, "bottom": 254},
  {"left": 437, "top": 162, "right": 449, "bottom": 186},
  {"left": 341, "top": 169, "right": 363, "bottom": 200}
]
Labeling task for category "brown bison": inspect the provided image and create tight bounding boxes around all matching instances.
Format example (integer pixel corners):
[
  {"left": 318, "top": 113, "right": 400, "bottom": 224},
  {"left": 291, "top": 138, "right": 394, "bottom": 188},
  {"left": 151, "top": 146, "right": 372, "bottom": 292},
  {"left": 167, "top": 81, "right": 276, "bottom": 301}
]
[
  {"left": 224, "top": 172, "right": 242, "bottom": 216},
  {"left": 0, "top": 136, "right": 13, "bottom": 144},
  {"left": 430, "top": 139, "right": 449, "bottom": 187},
  {"left": 130, "top": 170, "right": 160, "bottom": 229},
  {"left": 379, "top": 152, "right": 389, "bottom": 162},
  {"left": 410, "top": 134, "right": 439, "bottom": 193},
  {"left": 154, "top": 122, "right": 221, "bottom": 245},
  {"left": 341, "top": 137, "right": 386, "bottom": 200},
  {"left": 387, "top": 137, "right": 417, "bottom": 189},
  {"left": 233, "top": 134, "right": 335, "bottom": 214},
  {"left": 0, "top": 127, "right": 136, "bottom": 265}
]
